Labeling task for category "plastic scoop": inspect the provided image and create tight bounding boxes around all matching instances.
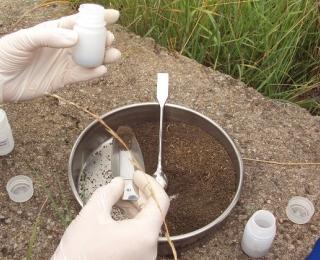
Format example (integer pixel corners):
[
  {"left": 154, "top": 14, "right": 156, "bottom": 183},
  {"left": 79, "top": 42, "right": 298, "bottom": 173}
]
[{"left": 111, "top": 126, "right": 145, "bottom": 200}]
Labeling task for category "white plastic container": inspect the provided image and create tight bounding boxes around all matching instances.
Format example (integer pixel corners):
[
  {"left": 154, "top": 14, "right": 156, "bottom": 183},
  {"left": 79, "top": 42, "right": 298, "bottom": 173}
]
[
  {"left": 241, "top": 210, "right": 276, "bottom": 258},
  {"left": 72, "top": 4, "right": 107, "bottom": 67},
  {"left": 0, "top": 109, "right": 14, "bottom": 156}
]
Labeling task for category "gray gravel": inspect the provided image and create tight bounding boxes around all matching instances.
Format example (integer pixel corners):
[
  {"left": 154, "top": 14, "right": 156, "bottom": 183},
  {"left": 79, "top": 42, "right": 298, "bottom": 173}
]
[{"left": 1, "top": 1, "right": 320, "bottom": 259}]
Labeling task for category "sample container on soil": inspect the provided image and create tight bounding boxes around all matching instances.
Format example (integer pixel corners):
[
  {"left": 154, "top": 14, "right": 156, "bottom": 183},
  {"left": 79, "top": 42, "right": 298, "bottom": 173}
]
[{"left": 241, "top": 210, "right": 276, "bottom": 258}]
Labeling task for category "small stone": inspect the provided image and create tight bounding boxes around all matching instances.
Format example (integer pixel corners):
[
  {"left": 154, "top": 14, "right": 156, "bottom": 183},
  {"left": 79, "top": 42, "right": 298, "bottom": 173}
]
[
  {"left": 288, "top": 244, "right": 295, "bottom": 250},
  {"left": 310, "top": 225, "right": 318, "bottom": 231},
  {"left": 159, "top": 50, "right": 167, "bottom": 56}
]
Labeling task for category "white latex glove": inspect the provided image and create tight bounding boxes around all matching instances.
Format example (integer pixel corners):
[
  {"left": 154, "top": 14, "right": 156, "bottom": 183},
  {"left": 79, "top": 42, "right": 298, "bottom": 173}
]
[
  {"left": 0, "top": 9, "right": 121, "bottom": 103},
  {"left": 51, "top": 170, "right": 170, "bottom": 260}
]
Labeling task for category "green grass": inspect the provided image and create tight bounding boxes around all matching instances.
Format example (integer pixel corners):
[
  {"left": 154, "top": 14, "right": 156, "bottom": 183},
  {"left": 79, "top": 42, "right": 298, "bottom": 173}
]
[
  {"left": 31, "top": 164, "right": 72, "bottom": 227},
  {"left": 27, "top": 165, "right": 73, "bottom": 259},
  {"left": 71, "top": 0, "right": 320, "bottom": 114},
  {"left": 26, "top": 197, "right": 48, "bottom": 260}
]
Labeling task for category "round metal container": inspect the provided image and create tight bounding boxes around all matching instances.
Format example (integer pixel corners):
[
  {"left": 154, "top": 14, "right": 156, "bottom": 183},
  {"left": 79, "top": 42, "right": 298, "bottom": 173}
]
[{"left": 68, "top": 102, "right": 244, "bottom": 255}]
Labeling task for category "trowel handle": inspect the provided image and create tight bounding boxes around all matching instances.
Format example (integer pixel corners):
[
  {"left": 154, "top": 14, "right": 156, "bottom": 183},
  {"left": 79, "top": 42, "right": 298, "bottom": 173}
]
[{"left": 123, "top": 179, "right": 139, "bottom": 200}]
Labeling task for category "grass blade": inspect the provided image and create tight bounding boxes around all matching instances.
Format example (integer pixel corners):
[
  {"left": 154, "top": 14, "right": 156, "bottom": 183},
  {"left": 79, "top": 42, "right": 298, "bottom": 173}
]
[
  {"left": 26, "top": 197, "right": 48, "bottom": 260},
  {"left": 30, "top": 164, "right": 69, "bottom": 228}
]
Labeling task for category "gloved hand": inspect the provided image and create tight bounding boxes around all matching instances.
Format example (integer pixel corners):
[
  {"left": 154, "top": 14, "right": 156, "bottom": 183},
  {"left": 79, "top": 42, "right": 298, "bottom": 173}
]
[
  {"left": 0, "top": 9, "right": 121, "bottom": 103},
  {"left": 307, "top": 237, "right": 320, "bottom": 260},
  {"left": 51, "top": 170, "right": 170, "bottom": 260}
]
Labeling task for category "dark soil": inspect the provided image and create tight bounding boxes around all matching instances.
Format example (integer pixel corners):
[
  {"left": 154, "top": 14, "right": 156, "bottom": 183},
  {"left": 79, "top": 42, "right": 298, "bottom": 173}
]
[
  {"left": 116, "top": 125, "right": 135, "bottom": 150},
  {"left": 132, "top": 122, "right": 236, "bottom": 236}
]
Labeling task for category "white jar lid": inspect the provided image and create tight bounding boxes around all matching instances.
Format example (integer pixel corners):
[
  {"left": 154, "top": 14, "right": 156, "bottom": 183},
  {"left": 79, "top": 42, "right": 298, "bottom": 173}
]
[
  {"left": 6, "top": 175, "right": 34, "bottom": 202},
  {"left": 286, "top": 196, "right": 315, "bottom": 224}
]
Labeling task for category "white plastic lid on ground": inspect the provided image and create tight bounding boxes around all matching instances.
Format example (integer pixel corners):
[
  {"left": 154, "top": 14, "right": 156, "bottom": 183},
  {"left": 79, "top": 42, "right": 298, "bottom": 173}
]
[
  {"left": 286, "top": 196, "right": 315, "bottom": 224},
  {"left": 6, "top": 175, "right": 34, "bottom": 202}
]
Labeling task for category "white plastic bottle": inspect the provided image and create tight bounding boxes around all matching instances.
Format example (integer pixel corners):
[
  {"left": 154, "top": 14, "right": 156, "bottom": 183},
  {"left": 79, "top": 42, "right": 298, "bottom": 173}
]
[
  {"left": 0, "top": 109, "right": 14, "bottom": 156},
  {"left": 241, "top": 210, "right": 276, "bottom": 258},
  {"left": 72, "top": 4, "right": 107, "bottom": 67}
]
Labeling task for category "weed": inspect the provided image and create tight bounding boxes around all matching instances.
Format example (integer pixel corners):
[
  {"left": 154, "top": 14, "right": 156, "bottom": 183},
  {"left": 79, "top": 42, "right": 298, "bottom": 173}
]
[{"left": 70, "top": 0, "right": 320, "bottom": 114}]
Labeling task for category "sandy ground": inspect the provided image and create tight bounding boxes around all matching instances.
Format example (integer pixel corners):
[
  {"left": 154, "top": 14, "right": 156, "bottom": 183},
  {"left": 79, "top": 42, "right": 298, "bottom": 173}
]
[{"left": 1, "top": 1, "right": 320, "bottom": 259}]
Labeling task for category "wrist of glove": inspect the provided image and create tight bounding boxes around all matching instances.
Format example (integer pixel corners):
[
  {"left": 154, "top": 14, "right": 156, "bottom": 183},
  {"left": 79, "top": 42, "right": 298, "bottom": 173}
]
[
  {"left": 51, "top": 170, "right": 170, "bottom": 260},
  {"left": 0, "top": 9, "right": 121, "bottom": 103}
]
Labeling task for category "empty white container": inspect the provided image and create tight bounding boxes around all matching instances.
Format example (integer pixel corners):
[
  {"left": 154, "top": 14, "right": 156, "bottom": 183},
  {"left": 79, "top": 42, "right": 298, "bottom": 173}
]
[
  {"left": 0, "top": 108, "right": 14, "bottom": 156},
  {"left": 241, "top": 210, "right": 276, "bottom": 258},
  {"left": 72, "top": 4, "right": 107, "bottom": 67}
]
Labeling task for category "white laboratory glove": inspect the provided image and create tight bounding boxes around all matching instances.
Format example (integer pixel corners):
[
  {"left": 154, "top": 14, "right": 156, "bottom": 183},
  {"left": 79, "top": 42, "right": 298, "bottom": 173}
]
[
  {"left": 51, "top": 170, "right": 170, "bottom": 260},
  {"left": 0, "top": 9, "right": 121, "bottom": 103}
]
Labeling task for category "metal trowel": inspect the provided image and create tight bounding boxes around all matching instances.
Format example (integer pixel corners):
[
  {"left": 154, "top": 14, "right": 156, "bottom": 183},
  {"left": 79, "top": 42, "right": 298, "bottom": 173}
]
[{"left": 111, "top": 126, "right": 145, "bottom": 200}]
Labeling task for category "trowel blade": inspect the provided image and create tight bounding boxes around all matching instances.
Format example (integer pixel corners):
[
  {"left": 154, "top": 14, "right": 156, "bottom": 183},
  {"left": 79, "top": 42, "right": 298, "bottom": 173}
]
[{"left": 111, "top": 135, "right": 145, "bottom": 200}]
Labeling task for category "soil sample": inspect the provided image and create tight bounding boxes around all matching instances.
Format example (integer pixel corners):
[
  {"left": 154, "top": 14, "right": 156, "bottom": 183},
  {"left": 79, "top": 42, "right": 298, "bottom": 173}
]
[
  {"left": 132, "top": 122, "right": 236, "bottom": 236},
  {"left": 116, "top": 125, "right": 135, "bottom": 150}
]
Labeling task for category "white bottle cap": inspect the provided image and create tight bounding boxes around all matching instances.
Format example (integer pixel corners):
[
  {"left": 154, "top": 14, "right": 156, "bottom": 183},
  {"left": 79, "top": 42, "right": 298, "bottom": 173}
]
[
  {"left": 286, "top": 196, "right": 315, "bottom": 224},
  {"left": 6, "top": 175, "right": 34, "bottom": 202}
]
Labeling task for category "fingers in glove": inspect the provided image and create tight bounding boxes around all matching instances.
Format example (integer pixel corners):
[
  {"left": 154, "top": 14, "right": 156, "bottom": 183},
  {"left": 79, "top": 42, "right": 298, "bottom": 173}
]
[
  {"left": 115, "top": 200, "right": 140, "bottom": 218},
  {"left": 103, "top": 9, "right": 120, "bottom": 25},
  {"left": 10, "top": 27, "right": 78, "bottom": 51},
  {"left": 115, "top": 187, "right": 148, "bottom": 218},
  {"left": 58, "top": 14, "right": 77, "bottom": 29},
  {"left": 78, "top": 177, "right": 124, "bottom": 224},
  {"left": 105, "top": 31, "right": 115, "bottom": 47},
  {"left": 133, "top": 171, "right": 170, "bottom": 226},
  {"left": 62, "top": 65, "right": 107, "bottom": 86},
  {"left": 35, "top": 14, "right": 76, "bottom": 30},
  {"left": 103, "top": 48, "right": 121, "bottom": 64}
]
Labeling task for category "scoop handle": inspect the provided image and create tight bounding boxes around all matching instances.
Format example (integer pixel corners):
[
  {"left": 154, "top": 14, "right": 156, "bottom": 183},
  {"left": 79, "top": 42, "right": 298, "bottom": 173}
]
[{"left": 157, "top": 73, "right": 169, "bottom": 105}]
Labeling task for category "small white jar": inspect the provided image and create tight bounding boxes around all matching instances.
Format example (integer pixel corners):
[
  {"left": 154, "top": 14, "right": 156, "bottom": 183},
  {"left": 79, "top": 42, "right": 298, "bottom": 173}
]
[
  {"left": 0, "top": 109, "right": 14, "bottom": 156},
  {"left": 72, "top": 4, "right": 107, "bottom": 67},
  {"left": 241, "top": 210, "right": 276, "bottom": 258}
]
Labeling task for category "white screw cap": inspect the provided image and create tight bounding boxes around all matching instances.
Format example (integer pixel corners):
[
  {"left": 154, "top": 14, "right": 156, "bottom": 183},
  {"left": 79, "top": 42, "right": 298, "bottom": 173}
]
[
  {"left": 286, "top": 196, "right": 315, "bottom": 224},
  {"left": 6, "top": 175, "right": 34, "bottom": 202}
]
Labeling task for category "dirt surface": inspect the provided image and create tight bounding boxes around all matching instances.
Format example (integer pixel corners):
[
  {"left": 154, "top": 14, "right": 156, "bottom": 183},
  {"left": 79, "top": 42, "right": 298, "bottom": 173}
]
[
  {"left": 116, "top": 126, "right": 135, "bottom": 150},
  {"left": 1, "top": 1, "right": 320, "bottom": 259},
  {"left": 133, "top": 122, "right": 236, "bottom": 236}
]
